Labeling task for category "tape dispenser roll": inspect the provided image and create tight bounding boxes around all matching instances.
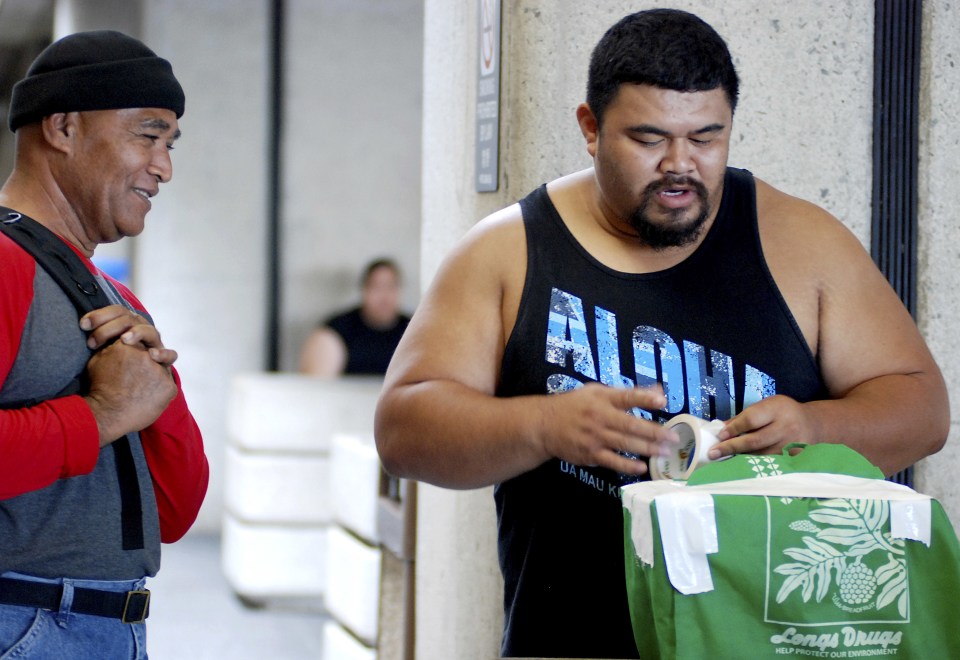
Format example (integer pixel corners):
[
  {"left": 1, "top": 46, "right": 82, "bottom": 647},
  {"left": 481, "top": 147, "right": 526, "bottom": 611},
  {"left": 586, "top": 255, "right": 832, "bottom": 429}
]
[{"left": 650, "top": 414, "right": 727, "bottom": 481}]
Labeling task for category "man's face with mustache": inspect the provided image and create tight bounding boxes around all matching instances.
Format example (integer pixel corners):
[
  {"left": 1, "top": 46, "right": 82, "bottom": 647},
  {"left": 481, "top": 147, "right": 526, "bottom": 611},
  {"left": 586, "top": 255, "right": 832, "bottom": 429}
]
[{"left": 580, "top": 83, "right": 733, "bottom": 251}]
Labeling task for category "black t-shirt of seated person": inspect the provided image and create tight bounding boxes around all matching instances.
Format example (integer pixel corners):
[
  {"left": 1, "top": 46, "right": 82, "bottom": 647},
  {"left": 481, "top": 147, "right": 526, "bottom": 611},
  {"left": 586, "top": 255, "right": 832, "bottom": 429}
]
[{"left": 324, "top": 307, "right": 410, "bottom": 375}]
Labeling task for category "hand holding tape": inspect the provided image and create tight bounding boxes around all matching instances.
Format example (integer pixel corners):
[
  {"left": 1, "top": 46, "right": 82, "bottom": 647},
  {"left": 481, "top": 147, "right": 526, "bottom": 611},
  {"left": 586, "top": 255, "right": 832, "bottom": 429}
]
[{"left": 650, "top": 414, "right": 728, "bottom": 481}]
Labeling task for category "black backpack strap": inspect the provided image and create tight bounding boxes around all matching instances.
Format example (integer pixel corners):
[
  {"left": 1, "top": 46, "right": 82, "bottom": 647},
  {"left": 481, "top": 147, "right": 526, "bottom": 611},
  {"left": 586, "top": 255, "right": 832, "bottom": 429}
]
[
  {"left": 0, "top": 206, "right": 144, "bottom": 551},
  {"left": 0, "top": 208, "right": 111, "bottom": 311}
]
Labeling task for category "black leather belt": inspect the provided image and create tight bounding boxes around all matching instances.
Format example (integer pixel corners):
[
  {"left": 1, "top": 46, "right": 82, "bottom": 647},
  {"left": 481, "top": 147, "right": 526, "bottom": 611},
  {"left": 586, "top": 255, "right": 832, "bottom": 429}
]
[{"left": 0, "top": 577, "right": 150, "bottom": 624}]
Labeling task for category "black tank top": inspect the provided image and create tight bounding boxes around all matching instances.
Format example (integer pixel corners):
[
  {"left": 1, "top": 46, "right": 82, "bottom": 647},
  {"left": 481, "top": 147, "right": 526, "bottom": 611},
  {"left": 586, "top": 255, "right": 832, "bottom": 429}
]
[{"left": 494, "top": 167, "right": 825, "bottom": 658}]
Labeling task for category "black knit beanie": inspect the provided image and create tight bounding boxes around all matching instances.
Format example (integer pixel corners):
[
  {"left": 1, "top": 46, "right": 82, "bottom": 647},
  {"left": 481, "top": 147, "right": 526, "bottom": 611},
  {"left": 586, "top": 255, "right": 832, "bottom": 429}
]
[{"left": 8, "top": 30, "right": 185, "bottom": 132}]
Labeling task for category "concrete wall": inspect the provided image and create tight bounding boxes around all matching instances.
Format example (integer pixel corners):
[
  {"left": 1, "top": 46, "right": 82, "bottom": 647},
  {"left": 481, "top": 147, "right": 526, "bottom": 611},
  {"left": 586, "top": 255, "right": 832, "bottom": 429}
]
[{"left": 417, "top": 1, "right": 960, "bottom": 657}]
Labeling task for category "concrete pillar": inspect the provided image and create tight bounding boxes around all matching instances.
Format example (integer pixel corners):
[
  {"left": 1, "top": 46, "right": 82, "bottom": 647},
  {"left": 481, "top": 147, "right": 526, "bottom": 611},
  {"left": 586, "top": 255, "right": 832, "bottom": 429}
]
[
  {"left": 417, "top": 3, "right": 503, "bottom": 654},
  {"left": 138, "top": 0, "right": 271, "bottom": 531},
  {"left": 915, "top": 0, "right": 960, "bottom": 520},
  {"left": 418, "top": 1, "right": 958, "bottom": 657}
]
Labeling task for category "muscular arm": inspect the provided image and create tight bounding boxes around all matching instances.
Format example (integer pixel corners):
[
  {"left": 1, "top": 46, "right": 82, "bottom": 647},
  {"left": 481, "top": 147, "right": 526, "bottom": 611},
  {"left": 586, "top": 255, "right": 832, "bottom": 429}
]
[
  {"left": 375, "top": 206, "right": 675, "bottom": 489},
  {"left": 716, "top": 180, "right": 949, "bottom": 475}
]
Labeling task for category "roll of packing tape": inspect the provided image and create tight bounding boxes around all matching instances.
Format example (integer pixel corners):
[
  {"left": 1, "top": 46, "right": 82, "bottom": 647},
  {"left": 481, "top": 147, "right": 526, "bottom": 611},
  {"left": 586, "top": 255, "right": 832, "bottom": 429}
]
[{"left": 650, "top": 414, "right": 728, "bottom": 481}]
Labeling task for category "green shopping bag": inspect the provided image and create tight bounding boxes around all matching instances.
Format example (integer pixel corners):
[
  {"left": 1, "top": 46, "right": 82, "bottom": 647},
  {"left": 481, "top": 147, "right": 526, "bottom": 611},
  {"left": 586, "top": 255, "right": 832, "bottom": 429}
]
[{"left": 621, "top": 444, "right": 960, "bottom": 659}]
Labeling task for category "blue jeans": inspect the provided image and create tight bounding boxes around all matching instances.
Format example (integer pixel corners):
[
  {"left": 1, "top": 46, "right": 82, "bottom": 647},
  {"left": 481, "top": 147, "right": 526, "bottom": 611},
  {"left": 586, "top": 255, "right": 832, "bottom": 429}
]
[{"left": 0, "top": 572, "right": 148, "bottom": 659}]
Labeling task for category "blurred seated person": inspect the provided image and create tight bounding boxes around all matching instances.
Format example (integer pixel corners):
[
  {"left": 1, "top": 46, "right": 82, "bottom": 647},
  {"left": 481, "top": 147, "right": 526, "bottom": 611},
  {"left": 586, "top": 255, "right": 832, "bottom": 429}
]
[{"left": 299, "top": 258, "right": 411, "bottom": 377}]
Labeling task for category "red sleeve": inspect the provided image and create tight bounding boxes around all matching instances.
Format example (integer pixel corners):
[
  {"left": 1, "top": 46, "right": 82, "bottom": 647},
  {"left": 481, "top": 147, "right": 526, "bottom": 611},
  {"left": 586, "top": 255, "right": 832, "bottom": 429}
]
[
  {"left": 139, "top": 368, "right": 209, "bottom": 543},
  {"left": 0, "top": 236, "right": 101, "bottom": 499},
  {"left": 107, "top": 277, "right": 209, "bottom": 543}
]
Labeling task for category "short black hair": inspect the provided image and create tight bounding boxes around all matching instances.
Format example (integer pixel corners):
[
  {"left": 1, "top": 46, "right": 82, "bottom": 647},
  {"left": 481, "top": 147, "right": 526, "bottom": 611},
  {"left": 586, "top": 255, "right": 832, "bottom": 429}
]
[
  {"left": 586, "top": 9, "right": 739, "bottom": 127},
  {"left": 361, "top": 258, "right": 400, "bottom": 288}
]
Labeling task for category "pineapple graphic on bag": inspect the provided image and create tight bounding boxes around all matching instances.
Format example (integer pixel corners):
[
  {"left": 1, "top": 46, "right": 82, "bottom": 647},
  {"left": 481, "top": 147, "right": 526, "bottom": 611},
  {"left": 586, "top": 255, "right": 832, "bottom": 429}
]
[{"left": 838, "top": 558, "right": 877, "bottom": 606}]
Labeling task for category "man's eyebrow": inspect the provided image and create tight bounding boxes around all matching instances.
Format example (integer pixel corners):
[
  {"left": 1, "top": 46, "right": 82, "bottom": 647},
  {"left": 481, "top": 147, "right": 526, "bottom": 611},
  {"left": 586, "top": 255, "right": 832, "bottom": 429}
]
[
  {"left": 691, "top": 123, "right": 726, "bottom": 135},
  {"left": 140, "top": 117, "right": 182, "bottom": 140},
  {"left": 628, "top": 123, "right": 726, "bottom": 137}
]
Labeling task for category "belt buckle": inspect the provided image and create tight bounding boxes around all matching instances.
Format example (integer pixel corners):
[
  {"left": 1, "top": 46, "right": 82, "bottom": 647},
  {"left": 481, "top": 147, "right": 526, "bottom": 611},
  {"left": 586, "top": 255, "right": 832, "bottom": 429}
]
[{"left": 121, "top": 589, "right": 150, "bottom": 624}]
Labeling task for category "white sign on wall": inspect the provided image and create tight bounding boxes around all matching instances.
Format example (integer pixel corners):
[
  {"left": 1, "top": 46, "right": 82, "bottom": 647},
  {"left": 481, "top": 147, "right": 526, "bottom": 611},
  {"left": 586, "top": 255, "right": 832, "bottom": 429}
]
[{"left": 476, "top": 0, "right": 501, "bottom": 192}]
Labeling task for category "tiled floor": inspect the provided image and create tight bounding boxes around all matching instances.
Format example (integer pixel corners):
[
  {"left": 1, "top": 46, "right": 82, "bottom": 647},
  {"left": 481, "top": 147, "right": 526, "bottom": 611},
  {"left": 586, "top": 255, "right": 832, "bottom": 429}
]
[{"left": 145, "top": 532, "right": 327, "bottom": 659}]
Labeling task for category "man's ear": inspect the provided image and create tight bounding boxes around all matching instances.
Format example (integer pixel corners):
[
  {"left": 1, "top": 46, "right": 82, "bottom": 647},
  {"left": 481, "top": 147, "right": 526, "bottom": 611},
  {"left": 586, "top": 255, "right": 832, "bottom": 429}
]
[
  {"left": 40, "top": 112, "right": 78, "bottom": 153},
  {"left": 576, "top": 103, "right": 599, "bottom": 158}
]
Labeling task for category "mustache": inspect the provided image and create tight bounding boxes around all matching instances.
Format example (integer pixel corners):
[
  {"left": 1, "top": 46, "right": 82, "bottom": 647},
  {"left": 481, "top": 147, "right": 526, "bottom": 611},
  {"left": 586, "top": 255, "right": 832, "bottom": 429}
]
[
  {"left": 630, "top": 175, "right": 712, "bottom": 250},
  {"left": 645, "top": 176, "right": 708, "bottom": 195}
]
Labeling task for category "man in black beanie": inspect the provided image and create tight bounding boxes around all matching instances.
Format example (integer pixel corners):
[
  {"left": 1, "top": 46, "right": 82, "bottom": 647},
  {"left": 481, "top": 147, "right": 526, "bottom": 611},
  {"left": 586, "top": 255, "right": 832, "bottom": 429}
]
[{"left": 0, "top": 31, "right": 207, "bottom": 659}]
